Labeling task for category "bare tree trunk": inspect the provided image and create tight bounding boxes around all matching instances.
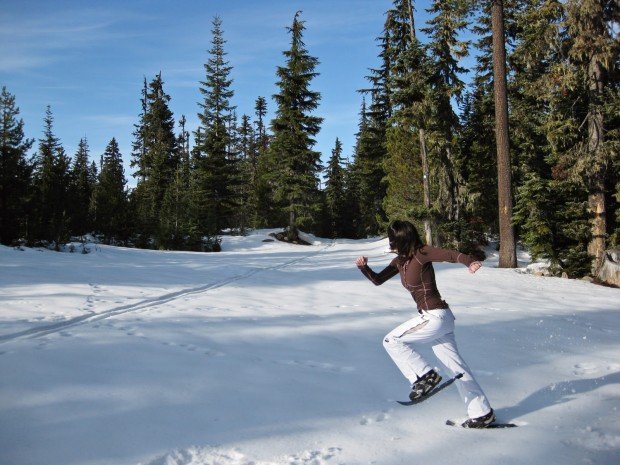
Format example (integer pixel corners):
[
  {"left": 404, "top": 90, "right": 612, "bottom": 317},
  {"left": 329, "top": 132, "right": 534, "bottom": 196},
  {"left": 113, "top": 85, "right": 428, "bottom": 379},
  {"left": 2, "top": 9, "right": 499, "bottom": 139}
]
[
  {"left": 587, "top": 59, "right": 607, "bottom": 275},
  {"left": 491, "top": 0, "right": 517, "bottom": 268},
  {"left": 419, "top": 129, "right": 433, "bottom": 246}
]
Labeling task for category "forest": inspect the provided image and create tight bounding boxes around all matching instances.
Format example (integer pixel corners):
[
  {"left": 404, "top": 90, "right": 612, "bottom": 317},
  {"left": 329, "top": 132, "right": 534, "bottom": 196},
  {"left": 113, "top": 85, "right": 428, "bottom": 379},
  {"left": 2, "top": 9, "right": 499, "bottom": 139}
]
[{"left": 0, "top": 0, "right": 618, "bottom": 280}]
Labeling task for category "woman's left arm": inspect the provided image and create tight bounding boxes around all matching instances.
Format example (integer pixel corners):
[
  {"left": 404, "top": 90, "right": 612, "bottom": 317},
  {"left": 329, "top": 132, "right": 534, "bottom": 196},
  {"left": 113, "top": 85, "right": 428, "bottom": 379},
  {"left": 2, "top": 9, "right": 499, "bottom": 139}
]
[{"left": 422, "top": 246, "right": 481, "bottom": 272}]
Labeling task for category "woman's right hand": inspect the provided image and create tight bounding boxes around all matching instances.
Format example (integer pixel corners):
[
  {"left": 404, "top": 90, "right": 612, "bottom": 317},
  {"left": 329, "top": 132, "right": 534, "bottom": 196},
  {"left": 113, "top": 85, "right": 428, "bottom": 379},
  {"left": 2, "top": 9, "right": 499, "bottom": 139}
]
[{"left": 355, "top": 256, "right": 368, "bottom": 267}]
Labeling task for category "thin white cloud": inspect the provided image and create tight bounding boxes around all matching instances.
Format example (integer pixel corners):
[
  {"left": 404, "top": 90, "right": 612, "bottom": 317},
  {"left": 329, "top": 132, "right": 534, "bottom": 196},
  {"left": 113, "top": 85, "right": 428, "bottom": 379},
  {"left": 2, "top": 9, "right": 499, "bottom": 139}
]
[
  {"left": 0, "top": 8, "right": 152, "bottom": 72},
  {"left": 82, "top": 114, "right": 136, "bottom": 127}
]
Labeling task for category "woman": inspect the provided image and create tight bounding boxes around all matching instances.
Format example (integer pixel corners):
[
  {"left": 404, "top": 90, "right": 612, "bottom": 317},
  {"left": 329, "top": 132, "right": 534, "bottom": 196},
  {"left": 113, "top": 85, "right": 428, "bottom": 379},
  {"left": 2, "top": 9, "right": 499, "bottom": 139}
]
[{"left": 355, "top": 220, "right": 494, "bottom": 428}]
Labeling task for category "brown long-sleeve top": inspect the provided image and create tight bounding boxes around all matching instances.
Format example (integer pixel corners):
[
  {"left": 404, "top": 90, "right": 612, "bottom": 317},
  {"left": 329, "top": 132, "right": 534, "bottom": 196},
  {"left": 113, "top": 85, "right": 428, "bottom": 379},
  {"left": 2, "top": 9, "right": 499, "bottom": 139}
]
[{"left": 358, "top": 246, "right": 476, "bottom": 312}]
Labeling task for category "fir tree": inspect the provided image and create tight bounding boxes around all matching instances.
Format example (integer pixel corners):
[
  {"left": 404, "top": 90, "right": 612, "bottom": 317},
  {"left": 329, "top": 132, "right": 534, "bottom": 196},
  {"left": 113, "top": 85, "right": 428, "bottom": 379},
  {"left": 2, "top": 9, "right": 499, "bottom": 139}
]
[
  {"left": 383, "top": 1, "right": 434, "bottom": 241},
  {"left": 356, "top": 12, "right": 393, "bottom": 237},
  {"left": 30, "top": 106, "right": 71, "bottom": 248},
  {"left": 422, "top": 0, "right": 471, "bottom": 237},
  {"left": 266, "top": 11, "right": 323, "bottom": 240},
  {"left": 160, "top": 115, "right": 194, "bottom": 249},
  {"left": 560, "top": 0, "right": 619, "bottom": 273},
  {"left": 324, "top": 138, "right": 348, "bottom": 238},
  {"left": 92, "top": 138, "right": 128, "bottom": 244},
  {"left": 69, "top": 138, "right": 95, "bottom": 239},
  {"left": 193, "top": 16, "right": 240, "bottom": 239},
  {"left": 0, "top": 87, "right": 33, "bottom": 245},
  {"left": 131, "top": 73, "right": 179, "bottom": 247},
  {"left": 253, "top": 96, "right": 279, "bottom": 228}
]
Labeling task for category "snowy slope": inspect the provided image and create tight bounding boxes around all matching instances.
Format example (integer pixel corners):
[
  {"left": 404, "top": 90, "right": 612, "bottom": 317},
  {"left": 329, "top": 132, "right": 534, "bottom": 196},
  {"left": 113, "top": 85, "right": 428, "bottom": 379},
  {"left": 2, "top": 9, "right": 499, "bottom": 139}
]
[{"left": 0, "top": 230, "right": 619, "bottom": 465}]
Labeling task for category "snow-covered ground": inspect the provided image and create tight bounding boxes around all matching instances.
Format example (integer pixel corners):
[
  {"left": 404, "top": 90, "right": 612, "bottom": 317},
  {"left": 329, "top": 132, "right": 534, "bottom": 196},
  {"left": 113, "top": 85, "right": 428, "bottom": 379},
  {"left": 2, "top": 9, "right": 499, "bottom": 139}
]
[{"left": 1, "top": 230, "right": 619, "bottom": 465}]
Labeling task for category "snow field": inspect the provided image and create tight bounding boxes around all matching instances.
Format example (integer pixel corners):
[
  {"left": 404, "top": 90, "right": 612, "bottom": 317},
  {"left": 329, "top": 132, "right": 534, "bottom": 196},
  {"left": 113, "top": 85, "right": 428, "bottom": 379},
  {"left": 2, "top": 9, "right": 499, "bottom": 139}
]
[{"left": 1, "top": 230, "right": 619, "bottom": 465}]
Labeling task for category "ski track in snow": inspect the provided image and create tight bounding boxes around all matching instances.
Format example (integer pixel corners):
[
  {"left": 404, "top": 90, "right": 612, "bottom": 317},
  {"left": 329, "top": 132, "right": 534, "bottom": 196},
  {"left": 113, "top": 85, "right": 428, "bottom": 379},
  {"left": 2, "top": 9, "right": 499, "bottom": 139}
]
[{"left": 0, "top": 241, "right": 334, "bottom": 344}]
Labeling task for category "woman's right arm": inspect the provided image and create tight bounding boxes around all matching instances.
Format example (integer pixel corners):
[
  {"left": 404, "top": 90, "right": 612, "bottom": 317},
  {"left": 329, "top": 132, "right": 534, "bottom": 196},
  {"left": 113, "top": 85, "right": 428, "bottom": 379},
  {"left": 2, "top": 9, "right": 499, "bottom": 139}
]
[{"left": 356, "top": 256, "right": 399, "bottom": 286}]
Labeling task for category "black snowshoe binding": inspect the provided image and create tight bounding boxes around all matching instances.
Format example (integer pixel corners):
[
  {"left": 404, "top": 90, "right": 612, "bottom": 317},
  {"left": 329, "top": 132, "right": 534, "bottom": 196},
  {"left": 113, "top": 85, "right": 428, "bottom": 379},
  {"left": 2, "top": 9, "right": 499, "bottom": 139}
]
[
  {"left": 409, "top": 369, "right": 442, "bottom": 401},
  {"left": 461, "top": 409, "right": 496, "bottom": 428}
]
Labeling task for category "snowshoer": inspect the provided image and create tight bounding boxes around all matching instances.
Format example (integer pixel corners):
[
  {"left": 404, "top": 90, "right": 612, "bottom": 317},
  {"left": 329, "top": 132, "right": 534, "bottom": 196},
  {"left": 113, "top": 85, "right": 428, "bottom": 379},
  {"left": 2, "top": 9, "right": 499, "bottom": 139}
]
[{"left": 356, "top": 220, "right": 495, "bottom": 428}]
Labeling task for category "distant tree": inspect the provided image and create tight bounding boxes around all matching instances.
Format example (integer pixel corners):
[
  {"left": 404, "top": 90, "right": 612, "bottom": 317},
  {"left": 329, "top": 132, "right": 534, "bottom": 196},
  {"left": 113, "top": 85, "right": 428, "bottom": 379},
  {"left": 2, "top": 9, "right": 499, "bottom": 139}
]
[
  {"left": 160, "top": 115, "right": 194, "bottom": 249},
  {"left": 69, "top": 138, "right": 96, "bottom": 239},
  {"left": 92, "top": 138, "right": 128, "bottom": 244},
  {"left": 253, "top": 96, "right": 280, "bottom": 228},
  {"left": 30, "top": 106, "right": 71, "bottom": 248},
  {"left": 324, "top": 138, "right": 349, "bottom": 238},
  {"left": 355, "top": 12, "right": 393, "bottom": 236},
  {"left": 266, "top": 11, "right": 323, "bottom": 241},
  {"left": 0, "top": 87, "right": 33, "bottom": 245},
  {"left": 131, "top": 73, "right": 179, "bottom": 247}
]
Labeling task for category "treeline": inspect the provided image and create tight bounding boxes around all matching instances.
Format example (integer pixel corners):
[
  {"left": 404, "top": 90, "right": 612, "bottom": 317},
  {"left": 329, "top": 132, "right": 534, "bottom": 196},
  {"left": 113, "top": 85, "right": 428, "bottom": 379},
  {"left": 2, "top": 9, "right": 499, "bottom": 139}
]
[{"left": 1, "top": 2, "right": 618, "bottom": 278}]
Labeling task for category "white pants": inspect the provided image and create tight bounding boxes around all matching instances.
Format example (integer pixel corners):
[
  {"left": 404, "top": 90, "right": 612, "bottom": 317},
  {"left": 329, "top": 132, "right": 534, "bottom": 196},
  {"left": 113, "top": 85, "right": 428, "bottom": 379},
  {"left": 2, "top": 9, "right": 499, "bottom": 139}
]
[{"left": 383, "top": 308, "right": 492, "bottom": 419}]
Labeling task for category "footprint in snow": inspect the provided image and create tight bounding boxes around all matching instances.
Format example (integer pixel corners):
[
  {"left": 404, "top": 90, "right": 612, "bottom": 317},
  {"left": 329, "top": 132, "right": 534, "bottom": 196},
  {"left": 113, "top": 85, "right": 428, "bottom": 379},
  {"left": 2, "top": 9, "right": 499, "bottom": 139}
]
[
  {"left": 573, "top": 362, "right": 600, "bottom": 376},
  {"left": 360, "top": 411, "right": 390, "bottom": 425},
  {"left": 140, "top": 445, "right": 341, "bottom": 465}
]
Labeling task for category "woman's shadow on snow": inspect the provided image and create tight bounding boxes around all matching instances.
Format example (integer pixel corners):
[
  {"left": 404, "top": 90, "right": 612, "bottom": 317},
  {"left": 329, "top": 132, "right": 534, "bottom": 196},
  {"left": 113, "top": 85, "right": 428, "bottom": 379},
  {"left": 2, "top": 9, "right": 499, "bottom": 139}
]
[{"left": 497, "top": 371, "right": 620, "bottom": 421}]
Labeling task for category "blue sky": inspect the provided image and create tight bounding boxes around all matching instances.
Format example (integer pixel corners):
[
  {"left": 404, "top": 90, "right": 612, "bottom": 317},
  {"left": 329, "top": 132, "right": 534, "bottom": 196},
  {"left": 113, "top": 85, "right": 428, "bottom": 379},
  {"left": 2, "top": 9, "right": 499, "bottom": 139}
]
[{"left": 1, "top": 0, "right": 441, "bottom": 186}]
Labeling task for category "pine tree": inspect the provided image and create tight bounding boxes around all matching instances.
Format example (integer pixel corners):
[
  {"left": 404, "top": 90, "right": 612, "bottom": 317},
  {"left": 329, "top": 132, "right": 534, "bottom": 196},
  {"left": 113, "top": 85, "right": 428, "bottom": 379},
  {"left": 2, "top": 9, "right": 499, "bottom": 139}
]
[
  {"left": 511, "top": 0, "right": 565, "bottom": 267},
  {"left": 561, "top": 0, "right": 619, "bottom": 274},
  {"left": 0, "top": 87, "right": 33, "bottom": 245},
  {"left": 30, "top": 106, "right": 71, "bottom": 248},
  {"left": 69, "top": 138, "right": 95, "bottom": 239},
  {"left": 193, "top": 16, "right": 240, "bottom": 240},
  {"left": 131, "top": 73, "right": 179, "bottom": 247},
  {"left": 422, "top": 0, "right": 471, "bottom": 243},
  {"left": 266, "top": 11, "right": 323, "bottom": 240},
  {"left": 160, "top": 115, "right": 193, "bottom": 249},
  {"left": 356, "top": 12, "right": 393, "bottom": 237},
  {"left": 92, "top": 138, "right": 128, "bottom": 244},
  {"left": 324, "top": 138, "right": 348, "bottom": 238},
  {"left": 254, "top": 96, "right": 280, "bottom": 228},
  {"left": 383, "top": 1, "right": 434, "bottom": 241},
  {"left": 237, "top": 113, "right": 255, "bottom": 232}
]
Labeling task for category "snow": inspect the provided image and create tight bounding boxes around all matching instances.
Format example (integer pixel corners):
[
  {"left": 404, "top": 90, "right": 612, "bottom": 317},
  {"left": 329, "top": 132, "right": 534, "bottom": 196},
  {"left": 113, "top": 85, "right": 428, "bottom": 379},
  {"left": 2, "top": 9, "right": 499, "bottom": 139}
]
[{"left": 1, "top": 230, "right": 619, "bottom": 465}]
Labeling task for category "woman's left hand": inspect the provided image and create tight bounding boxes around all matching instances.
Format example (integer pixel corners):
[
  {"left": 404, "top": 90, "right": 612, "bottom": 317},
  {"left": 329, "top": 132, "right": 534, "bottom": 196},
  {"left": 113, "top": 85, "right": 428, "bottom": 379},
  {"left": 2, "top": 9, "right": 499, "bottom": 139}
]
[{"left": 468, "top": 261, "right": 482, "bottom": 274}]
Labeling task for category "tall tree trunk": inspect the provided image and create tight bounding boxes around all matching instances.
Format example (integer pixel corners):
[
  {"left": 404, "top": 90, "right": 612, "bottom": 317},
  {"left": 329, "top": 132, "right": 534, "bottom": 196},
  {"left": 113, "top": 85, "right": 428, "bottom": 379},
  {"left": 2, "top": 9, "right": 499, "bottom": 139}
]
[
  {"left": 491, "top": 0, "right": 517, "bottom": 268},
  {"left": 419, "top": 129, "right": 433, "bottom": 245},
  {"left": 407, "top": 0, "right": 433, "bottom": 246},
  {"left": 587, "top": 59, "right": 606, "bottom": 275}
]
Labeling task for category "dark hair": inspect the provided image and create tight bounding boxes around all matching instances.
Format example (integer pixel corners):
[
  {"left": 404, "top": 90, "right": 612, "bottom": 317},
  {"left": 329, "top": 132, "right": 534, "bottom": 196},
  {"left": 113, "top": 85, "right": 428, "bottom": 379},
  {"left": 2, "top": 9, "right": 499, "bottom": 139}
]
[{"left": 387, "top": 220, "right": 424, "bottom": 258}]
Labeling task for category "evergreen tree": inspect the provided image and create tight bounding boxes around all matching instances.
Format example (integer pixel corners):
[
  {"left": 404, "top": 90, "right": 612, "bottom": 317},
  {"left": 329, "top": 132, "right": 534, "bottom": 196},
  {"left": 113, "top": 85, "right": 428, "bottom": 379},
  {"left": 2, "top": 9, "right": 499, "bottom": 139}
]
[
  {"left": 560, "top": 0, "right": 619, "bottom": 273},
  {"left": 131, "top": 77, "right": 148, "bottom": 182},
  {"left": 253, "top": 96, "right": 279, "bottom": 228},
  {"left": 30, "top": 106, "right": 71, "bottom": 248},
  {"left": 131, "top": 73, "right": 179, "bottom": 247},
  {"left": 266, "top": 11, "right": 323, "bottom": 240},
  {"left": 160, "top": 115, "right": 194, "bottom": 249},
  {"left": 193, "top": 16, "right": 240, "bottom": 240},
  {"left": 237, "top": 113, "right": 255, "bottom": 232},
  {"left": 69, "top": 138, "right": 95, "bottom": 239},
  {"left": 92, "top": 138, "right": 128, "bottom": 244},
  {"left": 422, "top": 0, "right": 471, "bottom": 244},
  {"left": 383, "top": 1, "right": 434, "bottom": 241},
  {"left": 0, "top": 87, "right": 33, "bottom": 245},
  {"left": 324, "top": 138, "right": 348, "bottom": 238},
  {"left": 356, "top": 12, "right": 393, "bottom": 237}
]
